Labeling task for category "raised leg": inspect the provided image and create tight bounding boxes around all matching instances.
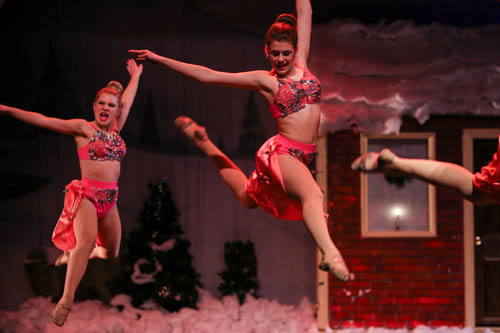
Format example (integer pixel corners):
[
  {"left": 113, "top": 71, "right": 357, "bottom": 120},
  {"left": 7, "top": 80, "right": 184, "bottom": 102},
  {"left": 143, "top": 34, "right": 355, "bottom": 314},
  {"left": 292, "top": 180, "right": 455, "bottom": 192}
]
[
  {"left": 175, "top": 116, "right": 257, "bottom": 209},
  {"left": 351, "top": 149, "right": 490, "bottom": 204},
  {"left": 278, "top": 154, "right": 349, "bottom": 282}
]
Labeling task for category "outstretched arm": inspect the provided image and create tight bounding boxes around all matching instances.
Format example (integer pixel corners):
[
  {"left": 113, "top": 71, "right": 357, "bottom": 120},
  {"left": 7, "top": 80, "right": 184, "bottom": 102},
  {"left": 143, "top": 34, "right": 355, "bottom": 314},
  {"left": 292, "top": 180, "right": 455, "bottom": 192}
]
[
  {"left": 128, "top": 49, "right": 271, "bottom": 91},
  {"left": 0, "top": 104, "right": 87, "bottom": 136},
  {"left": 295, "top": 0, "right": 313, "bottom": 68},
  {"left": 116, "top": 59, "right": 143, "bottom": 131}
]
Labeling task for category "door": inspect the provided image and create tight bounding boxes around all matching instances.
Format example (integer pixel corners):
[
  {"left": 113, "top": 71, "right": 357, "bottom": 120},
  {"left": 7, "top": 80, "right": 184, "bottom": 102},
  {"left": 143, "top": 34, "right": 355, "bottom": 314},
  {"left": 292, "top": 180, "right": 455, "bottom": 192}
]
[{"left": 474, "top": 138, "right": 500, "bottom": 326}]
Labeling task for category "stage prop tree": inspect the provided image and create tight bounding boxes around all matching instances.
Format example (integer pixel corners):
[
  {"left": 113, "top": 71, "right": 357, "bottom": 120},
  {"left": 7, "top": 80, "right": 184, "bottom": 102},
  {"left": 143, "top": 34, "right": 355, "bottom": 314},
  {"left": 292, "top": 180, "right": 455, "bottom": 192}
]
[
  {"left": 218, "top": 240, "right": 259, "bottom": 304},
  {"left": 113, "top": 179, "right": 201, "bottom": 311}
]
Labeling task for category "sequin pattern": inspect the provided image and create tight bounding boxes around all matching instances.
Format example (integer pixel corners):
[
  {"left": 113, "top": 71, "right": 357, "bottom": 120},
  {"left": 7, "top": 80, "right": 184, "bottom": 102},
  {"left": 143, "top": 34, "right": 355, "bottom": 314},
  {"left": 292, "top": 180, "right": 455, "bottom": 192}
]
[
  {"left": 271, "top": 69, "right": 321, "bottom": 118},
  {"left": 89, "top": 187, "right": 118, "bottom": 204},
  {"left": 257, "top": 173, "right": 272, "bottom": 184},
  {"left": 288, "top": 147, "right": 316, "bottom": 164},
  {"left": 87, "top": 130, "right": 126, "bottom": 161},
  {"left": 255, "top": 145, "right": 315, "bottom": 185}
]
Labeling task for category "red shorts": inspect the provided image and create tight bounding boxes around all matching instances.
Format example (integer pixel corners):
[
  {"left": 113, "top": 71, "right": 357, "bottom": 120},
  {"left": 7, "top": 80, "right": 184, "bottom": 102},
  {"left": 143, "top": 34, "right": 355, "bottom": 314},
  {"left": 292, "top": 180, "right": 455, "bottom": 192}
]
[
  {"left": 245, "top": 134, "right": 316, "bottom": 221},
  {"left": 52, "top": 178, "right": 118, "bottom": 252}
]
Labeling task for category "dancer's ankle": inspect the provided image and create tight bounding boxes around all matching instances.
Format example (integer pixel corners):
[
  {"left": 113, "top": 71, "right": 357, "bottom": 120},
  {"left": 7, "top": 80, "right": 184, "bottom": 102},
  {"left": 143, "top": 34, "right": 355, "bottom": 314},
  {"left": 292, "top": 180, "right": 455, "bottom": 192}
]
[
  {"left": 174, "top": 116, "right": 208, "bottom": 142},
  {"left": 58, "top": 296, "right": 74, "bottom": 308},
  {"left": 319, "top": 252, "right": 349, "bottom": 282},
  {"left": 379, "top": 148, "right": 396, "bottom": 163}
]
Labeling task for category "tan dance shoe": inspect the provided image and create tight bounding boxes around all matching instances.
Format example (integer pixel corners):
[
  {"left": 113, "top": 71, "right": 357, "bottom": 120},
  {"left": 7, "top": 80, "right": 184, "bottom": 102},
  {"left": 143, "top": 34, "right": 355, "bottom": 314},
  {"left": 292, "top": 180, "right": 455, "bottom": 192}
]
[
  {"left": 52, "top": 303, "right": 71, "bottom": 326},
  {"left": 351, "top": 148, "right": 396, "bottom": 172},
  {"left": 174, "top": 116, "right": 208, "bottom": 141},
  {"left": 319, "top": 254, "right": 350, "bottom": 282}
]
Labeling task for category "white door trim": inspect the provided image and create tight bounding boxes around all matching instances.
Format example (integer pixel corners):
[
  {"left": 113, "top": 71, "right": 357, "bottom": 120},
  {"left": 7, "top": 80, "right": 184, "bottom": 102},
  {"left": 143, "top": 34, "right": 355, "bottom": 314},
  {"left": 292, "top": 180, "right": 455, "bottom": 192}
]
[{"left": 462, "top": 128, "right": 500, "bottom": 327}]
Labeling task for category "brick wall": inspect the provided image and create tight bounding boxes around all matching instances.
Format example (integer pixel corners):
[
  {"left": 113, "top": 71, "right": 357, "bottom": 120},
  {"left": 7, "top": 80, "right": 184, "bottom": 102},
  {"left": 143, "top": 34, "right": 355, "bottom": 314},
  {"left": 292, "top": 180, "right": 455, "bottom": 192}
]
[{"left": 326, "top": 116, "right": 500, "bottom": 328}]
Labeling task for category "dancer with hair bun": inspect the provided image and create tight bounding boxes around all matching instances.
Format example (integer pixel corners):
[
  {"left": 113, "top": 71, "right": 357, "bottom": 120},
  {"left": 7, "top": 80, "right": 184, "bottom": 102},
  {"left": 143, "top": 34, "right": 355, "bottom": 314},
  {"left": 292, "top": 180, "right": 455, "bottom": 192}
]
[
  {"left": 0, "top": 59, "right": 142, "bottom": 326},
  {"left": 129, "top": 0, "right": 349, "bottom": 282}
]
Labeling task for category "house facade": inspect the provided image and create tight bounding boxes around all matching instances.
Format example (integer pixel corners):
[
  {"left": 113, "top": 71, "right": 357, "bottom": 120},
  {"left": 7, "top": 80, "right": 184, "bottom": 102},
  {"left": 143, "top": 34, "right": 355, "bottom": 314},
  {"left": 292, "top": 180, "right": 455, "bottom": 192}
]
[{"left": 319, "top": 115, "right": 500, "bottom": 329}]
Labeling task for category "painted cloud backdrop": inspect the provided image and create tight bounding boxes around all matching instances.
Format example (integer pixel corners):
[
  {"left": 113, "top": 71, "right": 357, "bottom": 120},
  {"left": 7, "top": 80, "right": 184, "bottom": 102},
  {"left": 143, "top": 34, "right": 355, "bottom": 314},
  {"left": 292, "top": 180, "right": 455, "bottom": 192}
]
[{"left": 310, "top": 20, "right": 500, "bottom": 134}]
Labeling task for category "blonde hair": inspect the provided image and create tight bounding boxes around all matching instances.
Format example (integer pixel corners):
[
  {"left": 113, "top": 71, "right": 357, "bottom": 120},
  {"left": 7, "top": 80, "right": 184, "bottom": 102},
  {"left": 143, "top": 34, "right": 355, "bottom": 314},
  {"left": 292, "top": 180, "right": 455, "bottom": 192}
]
[{"left": 94, "top": 81, "right": 123, "bottom": 102}]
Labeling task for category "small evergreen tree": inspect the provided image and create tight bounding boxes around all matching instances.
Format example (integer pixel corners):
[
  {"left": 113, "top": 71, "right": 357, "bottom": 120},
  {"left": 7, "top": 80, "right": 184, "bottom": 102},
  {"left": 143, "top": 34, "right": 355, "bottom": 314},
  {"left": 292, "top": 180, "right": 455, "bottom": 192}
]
[
  {"left": 218, "top": 240, "right": 259, "bottom": 304},
  {"left": 112, "top": 179, "right": 201, "bottom": 311}
]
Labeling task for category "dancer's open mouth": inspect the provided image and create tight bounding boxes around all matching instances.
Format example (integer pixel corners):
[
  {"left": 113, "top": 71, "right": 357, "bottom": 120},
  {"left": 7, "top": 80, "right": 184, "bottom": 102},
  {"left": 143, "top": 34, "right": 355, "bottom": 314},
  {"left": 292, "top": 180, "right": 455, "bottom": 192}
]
[{"left": 99, "top": 112, "right": 109, "bottom": 121}]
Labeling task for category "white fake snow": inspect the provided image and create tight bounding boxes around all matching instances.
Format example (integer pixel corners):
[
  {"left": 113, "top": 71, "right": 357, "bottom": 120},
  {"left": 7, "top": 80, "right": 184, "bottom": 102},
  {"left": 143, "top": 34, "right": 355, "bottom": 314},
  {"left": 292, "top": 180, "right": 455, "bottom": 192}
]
[{"left": 0, "top": 290, "right": 492, "bottom": 333}]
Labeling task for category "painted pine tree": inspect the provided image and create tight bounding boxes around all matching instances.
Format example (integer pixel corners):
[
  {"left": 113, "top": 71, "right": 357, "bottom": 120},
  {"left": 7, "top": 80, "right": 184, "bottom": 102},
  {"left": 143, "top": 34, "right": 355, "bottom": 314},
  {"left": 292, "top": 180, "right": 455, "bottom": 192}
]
[
  {"left": 218, "top": 240, "right": 259, "bottom": 304},
  {"left": 113, "top": 179, "right": 201, "bottom": 311}
]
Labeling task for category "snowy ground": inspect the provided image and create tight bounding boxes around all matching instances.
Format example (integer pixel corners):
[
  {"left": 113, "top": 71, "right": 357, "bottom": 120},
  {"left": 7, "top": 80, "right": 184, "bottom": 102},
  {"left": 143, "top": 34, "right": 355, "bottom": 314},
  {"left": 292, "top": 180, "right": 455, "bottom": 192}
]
[
  {"left": 0, "top": 291, "right": 491, "bottom": 333},
  {"left": 0, "top": 290, "right": 317, "bottom": 333}
]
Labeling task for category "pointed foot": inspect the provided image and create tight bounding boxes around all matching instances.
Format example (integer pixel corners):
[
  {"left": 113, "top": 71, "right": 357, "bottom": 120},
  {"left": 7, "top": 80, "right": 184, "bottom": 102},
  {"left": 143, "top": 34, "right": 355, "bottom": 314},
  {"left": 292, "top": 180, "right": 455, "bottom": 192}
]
[
  {"left": 52, "top": 303, "right": 71, "bottom": 327},
  {"left": 319, "top": 253, "right": 350, "bottom": 282},
  {"left": 351, "top": 148, "right": 396, "bottom": 172},
  {"left": 174, "top": 116, "right": 208, "bottom": 141}
]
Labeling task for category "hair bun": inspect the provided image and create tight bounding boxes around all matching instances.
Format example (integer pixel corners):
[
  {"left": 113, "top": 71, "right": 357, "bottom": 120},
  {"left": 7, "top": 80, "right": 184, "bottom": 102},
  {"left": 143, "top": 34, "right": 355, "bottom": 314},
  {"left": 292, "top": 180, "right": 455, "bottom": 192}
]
[
  {"left": 107, "top": 81, "right": 123, "bottom": 95},
  {"left": 276, "top": 13, "right": 296, "bottom": 27}
]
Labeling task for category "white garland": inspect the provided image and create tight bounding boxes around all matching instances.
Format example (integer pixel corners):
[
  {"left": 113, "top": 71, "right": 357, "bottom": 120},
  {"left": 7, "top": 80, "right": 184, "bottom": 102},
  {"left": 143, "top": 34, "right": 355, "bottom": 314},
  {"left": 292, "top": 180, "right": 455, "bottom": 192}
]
[
  {"left": 131, "top": 258, "right": 163, "bottom": 285},
  {"left": 149, "top": 238, "right": 175, "bottom": 252}
]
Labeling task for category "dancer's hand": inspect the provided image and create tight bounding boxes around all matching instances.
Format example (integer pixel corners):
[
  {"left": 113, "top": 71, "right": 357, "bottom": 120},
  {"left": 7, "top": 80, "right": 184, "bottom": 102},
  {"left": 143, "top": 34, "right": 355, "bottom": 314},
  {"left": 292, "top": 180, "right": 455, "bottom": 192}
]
[
  {"left": 126, "top": 58, "right": 143, "bottom": 77},
  {"left": 128, "top": 49, "right": 161, "bottom": 63}
]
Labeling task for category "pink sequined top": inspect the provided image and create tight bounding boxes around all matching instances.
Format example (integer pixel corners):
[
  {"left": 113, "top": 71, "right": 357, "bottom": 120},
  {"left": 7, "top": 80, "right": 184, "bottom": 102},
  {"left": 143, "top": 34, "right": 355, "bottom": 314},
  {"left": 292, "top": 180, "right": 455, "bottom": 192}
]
[
  {"left": 270, "top": 67, "right": 321, "bottom": 119},
  {"left": 77, "top": 122, "right": 126, "bottom": 162}
]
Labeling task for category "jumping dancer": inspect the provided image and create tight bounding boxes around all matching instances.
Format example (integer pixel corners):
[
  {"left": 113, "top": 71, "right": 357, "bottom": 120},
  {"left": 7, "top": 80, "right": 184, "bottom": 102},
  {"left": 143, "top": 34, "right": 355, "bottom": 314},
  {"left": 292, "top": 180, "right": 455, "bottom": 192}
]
[
  {"left": 129, "top": 0, "right": 349, "bottom": 282},
  {"left": 351, "top": 143, "right": 500, "bottom": 206},
  {"left": 0, "top": 59, "right": 142, "bottom": 326}
]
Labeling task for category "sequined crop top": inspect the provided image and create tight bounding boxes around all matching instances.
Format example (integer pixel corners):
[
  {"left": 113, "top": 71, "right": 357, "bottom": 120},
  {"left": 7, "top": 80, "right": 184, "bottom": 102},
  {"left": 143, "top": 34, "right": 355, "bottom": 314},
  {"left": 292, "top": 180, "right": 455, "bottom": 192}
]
[
  {"left": 270, "top": 67, "right": 321, "bottom": 119},
  {"left": 77, "top": 122, "right": 126, "bottom": 162}
]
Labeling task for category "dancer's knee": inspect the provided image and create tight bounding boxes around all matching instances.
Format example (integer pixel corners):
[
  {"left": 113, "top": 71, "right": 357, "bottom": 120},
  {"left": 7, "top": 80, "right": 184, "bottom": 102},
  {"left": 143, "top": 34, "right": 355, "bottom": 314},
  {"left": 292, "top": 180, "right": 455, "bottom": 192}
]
[
  {"left": 301, "top": 188, "right": 324, "bottom": 207},
  {"left": 100, "top": 247, "right": 120, "bottom": 259},
  {"left": 239, "top": 192, "right": 258, "bottom": 209},
  {"left": 74, "top": 238, "right": 96, "bottom": 255}
]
